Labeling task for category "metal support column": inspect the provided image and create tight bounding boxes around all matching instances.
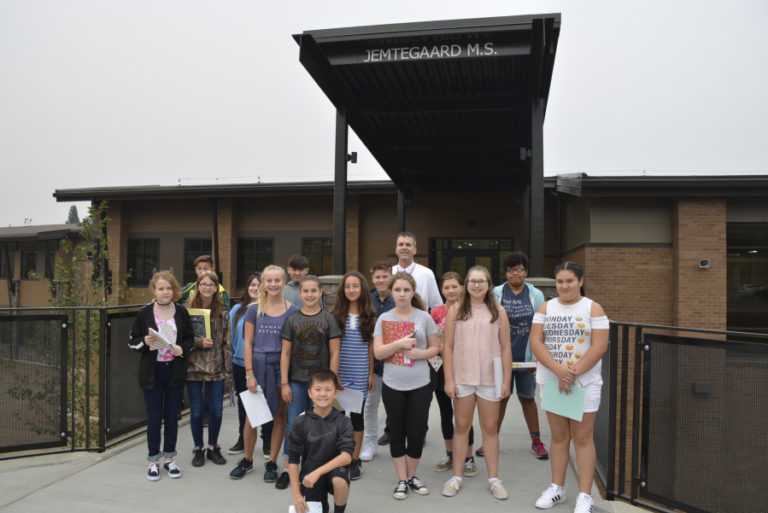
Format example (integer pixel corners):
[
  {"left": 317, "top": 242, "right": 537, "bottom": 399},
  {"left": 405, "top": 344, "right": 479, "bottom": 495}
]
[
  {"left": 333, "top": 108, "right": 348, "bottom": 274},
  {"left": 397, "top": 190, "right": 406, "bottom": 233},
  {"left": 530, "top": 98, "right": 545, "bottom": 275}
]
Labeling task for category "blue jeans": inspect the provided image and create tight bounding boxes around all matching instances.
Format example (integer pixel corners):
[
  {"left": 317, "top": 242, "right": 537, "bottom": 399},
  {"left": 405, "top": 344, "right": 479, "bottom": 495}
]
[
  {"left": 187, "top": 380, "right": 224, "bottom": 448},
  {"left": 143, "top": 362, "right": 184, "bottom": 462},
  {"left": 284, "top": 381, "right": 313, "bottom": 457}
]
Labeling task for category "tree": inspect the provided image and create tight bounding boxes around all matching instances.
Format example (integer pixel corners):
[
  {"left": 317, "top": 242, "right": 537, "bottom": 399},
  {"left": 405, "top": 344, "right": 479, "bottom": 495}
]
[{"left": 66, "top": 205, "right": 80, "bottom": 224}]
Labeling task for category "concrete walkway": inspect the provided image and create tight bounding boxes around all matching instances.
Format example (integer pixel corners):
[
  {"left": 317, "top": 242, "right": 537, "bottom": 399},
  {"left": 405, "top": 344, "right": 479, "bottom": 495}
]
[{"left": 0, "top": 397, "right": 644, "bottom": 513}]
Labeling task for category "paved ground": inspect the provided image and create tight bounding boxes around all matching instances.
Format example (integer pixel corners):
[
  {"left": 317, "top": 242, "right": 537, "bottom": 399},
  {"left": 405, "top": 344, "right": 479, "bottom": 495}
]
[{"left": 0, "top": 397, "right": 645, "bottom": 513}]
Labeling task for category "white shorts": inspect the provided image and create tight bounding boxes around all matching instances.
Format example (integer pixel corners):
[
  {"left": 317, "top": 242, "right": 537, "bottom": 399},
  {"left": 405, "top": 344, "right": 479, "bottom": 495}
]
[
  {"left": 539, "top": 380, "right": 602, "bottom": 413},
  {"left": 456, "top": 384, "right": 499, "bottom": 402}
]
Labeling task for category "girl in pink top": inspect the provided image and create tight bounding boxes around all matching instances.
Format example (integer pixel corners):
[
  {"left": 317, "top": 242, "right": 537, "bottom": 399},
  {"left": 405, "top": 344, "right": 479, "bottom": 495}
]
[{"left": 442, "top": 266, "right": 512, "bottom": 501}]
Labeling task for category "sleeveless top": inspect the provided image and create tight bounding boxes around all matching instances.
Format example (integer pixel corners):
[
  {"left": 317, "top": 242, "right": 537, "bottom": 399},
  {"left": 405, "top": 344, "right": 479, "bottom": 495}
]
[
  {"left": 452, "top": 304, "right": 501, "bottom": 387},
  {"left": 338, "top": 314, "right": 370, "bottom": 396},
  {"left": 532, "top": 297, "right": 609, "bottom": 386}
]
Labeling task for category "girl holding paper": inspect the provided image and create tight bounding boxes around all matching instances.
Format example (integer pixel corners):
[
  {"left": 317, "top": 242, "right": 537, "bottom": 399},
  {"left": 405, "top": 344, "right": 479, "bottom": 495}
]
[
  {"left": 330, "top": 270, "right": 377, "bottom": 481},
  {"left": 441, "top": 266, "right": 512, "bottom": 501},
  {"left": 186, "top": 271, "right": 232, "bottom": 467},
  {"left": 530, "top": 261, "right": 609, "bottom": 513},
  {"left": 373, "top": 272, "right": 440, "bottom": 500},
  {"left": 129, "top": 271, "right": 195, "bottom": 481},
  {"left": 232, "top": 265, "right": 299, "bottom": 483}
]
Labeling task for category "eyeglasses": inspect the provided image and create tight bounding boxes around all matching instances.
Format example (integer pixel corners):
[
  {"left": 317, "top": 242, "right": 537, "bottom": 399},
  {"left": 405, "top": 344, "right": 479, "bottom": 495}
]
[
  {"left": 506, "top": 267, "right": 526, "bottom": 274},
  {"left": 468, "top": 279, "right": 488, "bottom": 286},
  {"left": 198, "top": 283, "right": 217, "bottom": 289}
]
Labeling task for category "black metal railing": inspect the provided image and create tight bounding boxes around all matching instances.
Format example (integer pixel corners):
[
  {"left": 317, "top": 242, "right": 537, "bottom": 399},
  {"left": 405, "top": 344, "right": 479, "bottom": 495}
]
[
  {"left": 597, "top": 322, "right": 768, "bottom": 513},
  {"left": 0, "top": 305, "right": 147, "bottom": 459}
]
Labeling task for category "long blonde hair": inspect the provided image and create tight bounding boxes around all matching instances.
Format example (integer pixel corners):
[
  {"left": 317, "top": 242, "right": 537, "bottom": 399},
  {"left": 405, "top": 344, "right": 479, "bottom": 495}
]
[{"left": 256, "top": 265, "right": 287, "bottom": 317}]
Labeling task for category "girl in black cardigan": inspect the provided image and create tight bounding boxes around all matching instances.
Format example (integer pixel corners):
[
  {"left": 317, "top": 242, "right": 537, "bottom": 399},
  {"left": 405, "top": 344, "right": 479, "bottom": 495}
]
[{"left": 129, "top": 271, "right": 194, "bottom": 481}]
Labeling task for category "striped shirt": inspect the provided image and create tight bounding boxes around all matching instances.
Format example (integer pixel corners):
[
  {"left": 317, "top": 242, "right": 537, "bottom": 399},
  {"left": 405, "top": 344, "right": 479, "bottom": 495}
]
[{"left": 338, "top": 314, "right": 370, "bottom": 396}]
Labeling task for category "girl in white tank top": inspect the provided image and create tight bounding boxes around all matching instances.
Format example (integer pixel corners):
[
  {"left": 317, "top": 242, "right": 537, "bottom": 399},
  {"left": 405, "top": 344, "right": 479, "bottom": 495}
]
[{"left": 529, "top": 262, "right": 609, "bottom": 513}]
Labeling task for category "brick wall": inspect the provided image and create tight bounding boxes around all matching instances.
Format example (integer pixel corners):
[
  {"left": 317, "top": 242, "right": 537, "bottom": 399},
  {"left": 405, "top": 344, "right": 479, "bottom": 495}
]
[
  {"left": 216, "top": 198, "right": 235, "bottom": 295},
  {"left": 672, "top": 200, "right": 727, "bottom": 330},
  {"left": 105, "top": 201, "right": 129, "bottom": 303}
]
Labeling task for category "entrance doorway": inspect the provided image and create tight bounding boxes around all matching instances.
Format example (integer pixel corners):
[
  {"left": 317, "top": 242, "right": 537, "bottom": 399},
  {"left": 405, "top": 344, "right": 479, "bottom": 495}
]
[{"left": 430, "top": 238, "right": 513, "bottom": 286}]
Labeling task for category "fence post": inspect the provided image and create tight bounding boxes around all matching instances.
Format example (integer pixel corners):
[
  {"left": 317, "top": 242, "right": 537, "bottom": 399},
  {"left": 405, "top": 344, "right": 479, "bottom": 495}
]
[
  {"left": 98, "top": 308, "right": 107, "bottom": 452},
  {"left": 618, "top": 325, "right": 629, "bottom": 497},
  {"left": 606, "top": 322, "right": 618, "bottom": 499},
  {"left": 630, "top": 326, "right": 644, "bottom": 505}
]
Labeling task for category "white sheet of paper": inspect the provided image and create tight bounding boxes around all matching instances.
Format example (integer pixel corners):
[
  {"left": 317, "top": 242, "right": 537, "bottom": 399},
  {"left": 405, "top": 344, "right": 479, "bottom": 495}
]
[
  {"left": 493, "top": 356, "right": 503, "bottom": 399},
  {"left": 147, "top": 327, "right": 173, "bottom": 350},
  {"left": 288, "top": 502, "right": 322, "bottom": 513},
  {"left": 240, "top": 389, "right": 274, "bottom": 427},
  {"left": 336, "top": 388, "right": 365, "bottom": 414}
]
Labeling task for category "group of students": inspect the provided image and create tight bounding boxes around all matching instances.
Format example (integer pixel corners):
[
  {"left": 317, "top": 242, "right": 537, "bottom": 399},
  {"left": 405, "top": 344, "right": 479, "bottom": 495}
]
[{"left": 129, "top": 234, "right": 608, "bottom": 513}]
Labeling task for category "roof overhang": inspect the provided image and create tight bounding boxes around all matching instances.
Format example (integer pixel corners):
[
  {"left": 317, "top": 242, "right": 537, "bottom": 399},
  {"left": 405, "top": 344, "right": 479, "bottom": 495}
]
[
  {"left": 294, "top": 14, "right": 560, "bottom": 195},
  {"left": 53, "top": 181, "right": 396, "bottom": 203},
  {"left": 550, "top": 174, "right": 768, "bottom": 198}
]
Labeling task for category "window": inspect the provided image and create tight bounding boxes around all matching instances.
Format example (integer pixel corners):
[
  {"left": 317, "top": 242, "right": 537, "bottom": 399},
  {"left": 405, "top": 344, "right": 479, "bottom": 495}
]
[
  {"left": 303, "top": 238, "right": 333, "bottom": 276},
  {"left": 183, "top": 239, "right": 212, "bottom": 285},
  {"left": 45, "top": 248, "right": 56, "bottom": 280},
  {"left": 237, "top": 239, "right": 273, "bottom": 287},
  {"left": 430, "top": 238, "right": 514, "bottom": 286},
  {"left": 727, "top": 223, "right": 768, "bottom": 333},
  {"left": 127, "top": 239, "right": 159, "bottom": 285},
  {"left": 21, "top": 250, "right": 37, "bottom": 279},
  {"left": 0, "top": 246, "right": 13, "bottom": 279}
]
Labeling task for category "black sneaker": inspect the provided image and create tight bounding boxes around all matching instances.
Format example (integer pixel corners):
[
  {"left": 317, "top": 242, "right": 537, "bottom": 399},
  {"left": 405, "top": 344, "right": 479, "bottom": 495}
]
[
  {"left": 207, "top": 446, "right": 226, "bottom": 465},
  {"left": 147, "top": 462, "right": 160, "bottom": 481},
  {"left": 275, "top": 470, "right": 290, "bottom": 489},
  {"left": 407, "top": 476, "right": 429, "bottom": 495},
  {"left": 349, "top": 459, "right": 362, "bottom": 480},
  {"left": 229, "top": 457, "right": 253, "bottom": 479},
  {"left": 227, "top": 435, "right": 244, "bottom": 455},
  {"left": 163, "top": 461, "right": 182, "bottom": 479},
  {"left": 393, "top": 480, "right": 409, "bottom": 500},
  {"left": 262, "top": 437, "right": 271, "bottom": 460},
  {"left": 264, "top": 460, "right": 278, "bottom": 482},
  {"left": 191, "top": 447, "right": 205, "bottom": 467},
  {"left": 378, "top": 432, "right": 390, "bottom": 446}
]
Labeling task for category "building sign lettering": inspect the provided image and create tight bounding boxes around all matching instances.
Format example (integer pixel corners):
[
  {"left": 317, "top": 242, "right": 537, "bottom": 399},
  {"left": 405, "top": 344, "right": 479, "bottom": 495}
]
[{"left": 363, "top": 42, "right": 496, "bottom": 63}]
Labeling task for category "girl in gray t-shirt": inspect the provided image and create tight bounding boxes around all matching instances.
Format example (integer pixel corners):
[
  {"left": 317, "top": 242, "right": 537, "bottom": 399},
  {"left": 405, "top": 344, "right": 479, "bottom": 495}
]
[{"left": 373, "top": 272, "right": 440, "bottom": 499}]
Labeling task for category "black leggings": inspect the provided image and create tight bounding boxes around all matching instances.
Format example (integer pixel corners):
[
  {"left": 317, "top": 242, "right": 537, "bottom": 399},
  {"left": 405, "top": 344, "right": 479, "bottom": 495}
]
[
  {"left": 349, "top": 398, "right": 365, "bottom": 432},
  {"left": 382, "top": 382, "right": 432, "bottom": 459},
  {"left": 431, "top": 366, "right": 474, "bottom": 446}
]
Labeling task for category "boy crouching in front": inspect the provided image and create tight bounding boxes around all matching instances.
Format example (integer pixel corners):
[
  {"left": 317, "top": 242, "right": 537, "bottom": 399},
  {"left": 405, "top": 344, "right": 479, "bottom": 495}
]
[{"left": 287, "top": 369, "right": 354, "bottom": 513}]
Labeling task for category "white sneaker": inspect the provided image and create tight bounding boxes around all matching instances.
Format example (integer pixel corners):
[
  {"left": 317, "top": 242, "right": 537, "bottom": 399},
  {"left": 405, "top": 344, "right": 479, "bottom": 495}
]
[
  {"left": 441, "top": 476, "right": 462, "bottom": 497},
  {"left": 535, "top": 483, "right": 566, "bottom": 509},
  {"left": 360, "top": 441, "right": 376, "bottom": 462},
  {"left": 574, "top": 493, "right": 593, "bottom": 513}
]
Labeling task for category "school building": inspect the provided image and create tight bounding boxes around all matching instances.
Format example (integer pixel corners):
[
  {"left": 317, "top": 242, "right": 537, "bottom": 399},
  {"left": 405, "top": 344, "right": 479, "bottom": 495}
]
[
  {"left": 49, "top": 173, "right": 768, "bottom": 335},
  {"left": 0, "top": 224, "right": 81, "bottom": 308}
]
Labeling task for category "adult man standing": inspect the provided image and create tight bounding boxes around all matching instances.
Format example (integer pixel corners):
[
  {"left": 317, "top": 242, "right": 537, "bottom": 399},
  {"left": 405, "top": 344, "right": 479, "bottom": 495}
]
[{"left": 391, "top": 232, "right": 442, "bottom": 311}]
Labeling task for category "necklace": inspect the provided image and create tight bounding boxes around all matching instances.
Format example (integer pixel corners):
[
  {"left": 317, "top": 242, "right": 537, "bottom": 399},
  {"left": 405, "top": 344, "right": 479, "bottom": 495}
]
[{"left": 156, "top": 301, "right": 173, "bottom": 307}]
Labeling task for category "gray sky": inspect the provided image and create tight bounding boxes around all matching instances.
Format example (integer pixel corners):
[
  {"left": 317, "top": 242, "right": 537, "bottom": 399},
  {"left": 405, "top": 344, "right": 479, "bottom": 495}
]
[{"left": 1, "top": 0, "right": 767, "bottom": 225}]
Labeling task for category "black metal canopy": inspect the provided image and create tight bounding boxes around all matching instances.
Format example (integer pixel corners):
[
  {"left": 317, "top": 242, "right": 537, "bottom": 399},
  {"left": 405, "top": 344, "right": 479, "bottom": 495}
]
[{"left": 294, "top": 14, "right": 560, "bottom": 195}]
